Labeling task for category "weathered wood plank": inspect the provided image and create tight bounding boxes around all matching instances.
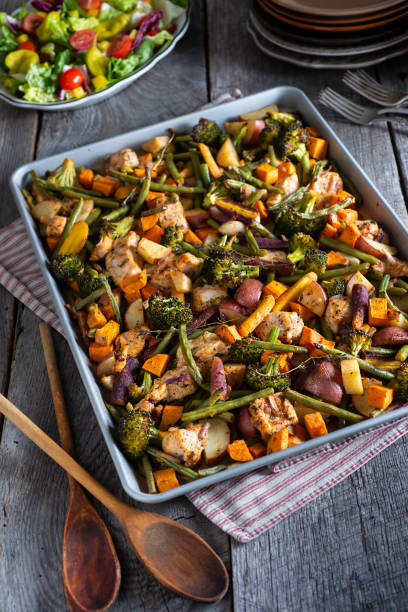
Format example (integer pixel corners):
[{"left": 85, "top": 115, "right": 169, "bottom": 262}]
[
  {"left": 206, "top": 2, "right": 408, "bottom": 611},
  {"left": 0, "top": 2, "right": 231, "bottom": 611}
]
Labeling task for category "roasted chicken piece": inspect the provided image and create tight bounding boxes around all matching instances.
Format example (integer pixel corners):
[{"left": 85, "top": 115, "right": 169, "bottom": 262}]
[
  {"left": 114, "top": 327, "right": 147, "bottom": 372},
  {"left": 157, "top": 196, "right": 188, "bottom": 230},
  {"left": 107, "top": 148, "right": 139, "bottom": 171},
  {"left": 146, "top": 367, "right": 198, "bottom": 403},
  {"left": 256, "top": 311, "right": 304, "bottom": 344},
  {"left": 324, "top": 295, "right": 352, "bottom": 334},
  {"left": 266, "top": 173, "right": 300, "bottom": 207},
  {"left": 310, "top": 171, "right": 343, "bottom": 195},
  {"left": 160, "top": 422, "right": 210, "bottom": 466},
  {"left": 105, "top": 231, "right": 143, "bottom": 285},
  {"left": 176, "top": 332, "right": 230, "bottom": 376},
  {"left": 248, "top": 394, "right": 298, "bottom": 441}
]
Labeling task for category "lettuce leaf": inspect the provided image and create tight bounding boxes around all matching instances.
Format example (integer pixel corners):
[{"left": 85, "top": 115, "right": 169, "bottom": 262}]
[
  {"left": 99, "top": 2, "right": 124, "bottom": 21},
  {"left": 24, "top": 64, "right": 56, "bottom": 94},
  {"left": 66, "top": 14, "right": 99, "bottom": 31},
  {"left": 148, "top": 29, "right": 173, "bottom": 49},
  {"left": 108, "top": 0, "right": 139, "bottom": 11},
  {"left": 0, "top": 15, "right": 18, "bottom": 53},
  {"left": 106, "top": 38, "right": 153, "bottom": 81},
  {"left": 152, "top": 0, "right": 186, "bottom": 26},
  {"left": 19, "top": 84, "right": 57, "bottom": 103}
]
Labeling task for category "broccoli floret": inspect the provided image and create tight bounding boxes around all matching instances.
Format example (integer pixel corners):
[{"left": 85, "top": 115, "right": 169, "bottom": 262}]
[
  {"left": 245, "top": 354, "right": 290, "bottom": 392},
  {"left": 50, "top": 254, "right": 83, "bottom": 283},
  {"left": 104, "top": 216, "right": 134, "bottom": 240},
  {"left": 343, "top": 329, "right": 372, "bottom": 357},
  {"left": 116, "top": 407, "right": 159, "bottom": 459},
  {"left": 392, "top": 361, "right": 408, "bottom": 403},
  {"left": 201, "top": 246, "right": 259, "bottom": 289},
  {"left": 302, "top": 248, "right": 328, "bottom": 276},
  {"left": 77, "top": 268, "right": 103, "bottom": 298},
  {"left": 128, "top": 372, "right": 152, "bottom": 403},
  {"left": 268, "top": 111, "right": 299, "bottom": 126},
  {"left": 258, "top": 119, "right": 281, "bottom": 148},
  {"left": 191, "top": 118, "right": 223, "bottom": 147},
  {"left": 202, "top": 180, "right": 229, "bottom": 209},
  {"left": 276, "top": 120, "right": 310, "bottom": 163},
  {"left": 161, "top": 225, "right": 185, "bottom": 249},
  {"left": 48, "top": 158, "right": 76, "bottom": 188},
  {"left": 147, "top": 295, "right": 193, "bottom": 329},
  {"left": 232, "top": 125, "right": 247, "bottom": 155},
  {"left": 287, "top": 233, "right": 316, "bottom": 264},
  {"left": 321, "top": 278, "right": 346, "bottom": 297},
  {"left": 228, "top": 337, "right": 265, "bottom": 364}
]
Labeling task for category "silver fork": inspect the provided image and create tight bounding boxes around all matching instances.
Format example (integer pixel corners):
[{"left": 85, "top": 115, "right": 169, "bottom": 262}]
[
  {"left": 319, "top": 88, "right": 408, "bottom": 126},
  {"left": 343, "top": 70, "right": 408, "bottom": 107}
]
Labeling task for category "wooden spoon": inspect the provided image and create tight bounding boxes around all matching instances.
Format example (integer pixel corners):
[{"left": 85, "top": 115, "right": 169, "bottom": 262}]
[
  {"left": 39, "top": 323, "right": 121, "bottom": 612},
  {"left": 0, "top": 402, "right": 229, "bottom": 604}
]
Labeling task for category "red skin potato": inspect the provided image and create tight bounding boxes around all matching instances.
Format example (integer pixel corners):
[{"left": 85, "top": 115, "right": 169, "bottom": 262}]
[
  {"left": 234, "top": 279, "right": 263, "bottom": 311},
  {"left": 219, "top": 299, "right": 246, "bottom": 323},
  {"left": 237, "top": 407, "right": 258, "bottom": 439},
  {"left": 243, "top": 120, "right": 265, "bottom": 147}
]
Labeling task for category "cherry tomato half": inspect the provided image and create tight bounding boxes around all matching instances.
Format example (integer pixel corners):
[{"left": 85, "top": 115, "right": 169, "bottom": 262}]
[
  {"left": 146, "top": 29, "right": 159, "bottom": 37},
  {"left": 18, "top": 40, "right": 38, "bottom": 52},
  {"left": 107, "top": 34, "right": 132, "bottom": 59},
  {"left": 23, "top": 14, "right": 44, "bottom": 35},
  {"left": 79, "top": 0, "right": 101, "bottom": 10},
  {"left": 59, "top": 67, "right": 84, "bottom": 91},
  {"left": 70, "top": 29, "right": 96, "bottom": 51}
]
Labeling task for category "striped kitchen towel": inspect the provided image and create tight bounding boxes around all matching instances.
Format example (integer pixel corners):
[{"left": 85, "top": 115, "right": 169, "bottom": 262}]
[{"left": 1, "top": 91, "right": 408, "bottom": 542}]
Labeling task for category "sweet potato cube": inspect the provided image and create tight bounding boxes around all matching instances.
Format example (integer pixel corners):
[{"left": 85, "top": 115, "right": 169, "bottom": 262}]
[
  {"left": 256, "top": 163, "right": 278, "bottom": 184},
  {"left": 368, "top": 298, "right": 388, "bottom": 326},
  {"left": 263, "top": 279, "right": 288, "bottom": 298},
  {"left": 326, "top": 250, "right": 349, "bottom": 268},
  {"left": 89, "top": 343, "right": 113, "bottom": 363},
  {"left": 248, "top": 442, "right": 266, "bottom": 459},
  {"left": 183, "top": 228, "right": 203, "bottom": 245},
  {"left": 143, "top": 225, "right": 164, "bottom": 244},
  {"left": 142, "top": 354, "right": 170, "bottom": 377},
  {"left": 321, "top": 222, "right": 340, "bottom": 238},
  {"left": 216, "top": 324, "right": 241, "bottom": 344},
  {"left": 227, "top": 440, "right": 253, "bottom": 462},
  {"left": 87, "top": 305, "right": 107, "bottom": 329},
  {"left": 140, "top": 213, "right": 159, "bottom": 233},
  {"left": 153, "top": 468, "right": 180, "bottom": 492},
  {"left": 141, "top": 282, "right": 160, "bottom": 301},
  {"left": 92, "top": 175, "right": 119, "bottom": 197},
  {"left": 337, "top": 208, "right": 358, "bottom": 224},
  {"left": 288, "top": 424, "right": 308, "bottom": 447},
  {"left": 308, "top": 137, "right": 328, "bottom": 160},
  {"left": 338, "top": 223, "right": 361, "bottom": 248},
  {"left": 289, "top": 301, "right": 315, "bottom": 322},
  {"left": 267, "top": 428, "right": 289, "bottom": 453},
  {"left": 304, "top": 412, "right": 328, "bottom": 438},
  {"left": 114, "top": 184, "right": 134, "bottom": 200},
  {"left": 299, "top": 326, "right": 335, "bottom": 356},
  {"left": 95, "top": 320, "right": 120, "bottom": 346},
  {"left": 159, "top": 405, "right": 184, "bottom": 431},
  {"left": 195, "top": 227, "right": 218, "bottom": 241},
  {"left": 277, "top": 161, "right": 296, "bottom": 180},
  {"left": 367, "top": 384, "right": 394, "bottom": 410},
  {"left": 79, "top": 168, "right": 94, "bottom": 189}
]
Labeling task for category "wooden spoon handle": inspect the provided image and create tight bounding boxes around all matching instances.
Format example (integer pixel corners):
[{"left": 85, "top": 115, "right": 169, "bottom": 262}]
[
  {"left": 0, "top": 393, "right": 129, "bottom": 522},
  {"left": 39, "top": 323, "right": 75, "bottom": 456}
]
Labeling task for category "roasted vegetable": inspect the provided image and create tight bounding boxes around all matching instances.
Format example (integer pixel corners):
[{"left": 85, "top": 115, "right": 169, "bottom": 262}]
[
  {"left": 103, "top": 215, "right": 134, "bottom": 240},
  {"left": 228, "top": 337, "right": 265, "bottom": 364},
  {"left": 77, "top": 268, "right": 103, "bottom": 298},
  {"left": 343, "top": 329, "right": 372, "bottom": 357},
  {"left": 116, "top": 407, "right": 159, "bottom": 460},
  {"left": 245, "top": 354, "right": 290, "bottom": 392},
  {"left": 276, "top": 120, "right": 310, "bottom": 162},
  {"left": 391, "top": 361, "right": 408, "bottom": 403},
  {"left": 258, "top": 119, "right": 281, "bottom": 148},
  {"left": 302, "top": 248, "right": 328, "bottom": 276},
  {"left": 321, "top": 278, "right": 346, "bottom": 298},
  {"left": 287, "top": 232, "right": 316, "bottom": 264},
  {"left": 50, "top": 253, "right": 83, "bottom": 283},
  {"left": 48, "top": 158, "right": 76, "bottom": 188},
  {"left": 201, "top": 246, "right": 259, "bottom": 289},
  {"left": 161, "top": 225, "right": 185, "bottom": 250},
  {"left": 147, "top": 295, "right": 193, "bottom": 329},
  {"left": 191, "top": 118, "right": 223, "bottom": 147}
]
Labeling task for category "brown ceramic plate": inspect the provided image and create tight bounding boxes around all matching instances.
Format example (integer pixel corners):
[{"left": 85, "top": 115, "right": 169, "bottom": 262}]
[
  {"left": 262, "top": 0, "right": 408, "bottom": 24},
  {"left": 257, "top": 0, "right": 408, "bottom": 32},
  {"left": 268, "top": 0, "right": 406, "bottom": 18}
]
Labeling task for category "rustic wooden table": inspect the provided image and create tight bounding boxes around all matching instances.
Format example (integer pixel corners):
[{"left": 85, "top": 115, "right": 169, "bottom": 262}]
[{"left": 1, "top": 2, "right": 408, "bottom": 610}]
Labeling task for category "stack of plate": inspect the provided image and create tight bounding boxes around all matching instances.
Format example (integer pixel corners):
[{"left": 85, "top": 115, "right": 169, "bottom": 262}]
[{"left": 248, "top": 0, "right": 408, "bottom": 69}]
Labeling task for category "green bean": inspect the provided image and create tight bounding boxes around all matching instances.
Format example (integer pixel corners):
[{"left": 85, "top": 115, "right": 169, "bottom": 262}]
[
  {"left": 146, "top": 448, "right": 199, "bottom": 480},
  {"left": 362, "top": 347, "right": 395, "bottom": 355},
  {"left": 251, "top": 222, "right": 278, "bottom": 240},
  {"left": 179, "top": 324, "right": 204, "bottom": 387},
  {"left": 388, "top": 287, "right": 407, "bottom": 296},
  {"left": 320, "top": 317, "right": 334, "bottom": 342},
  {"left": 140, "top": 206, "right": 162, "bottom": 217},
  {"left": 396, "top": 279, "right": 408, "bottom": 291},
  {"left": 200, "top": 163, "right": 211, "bottom": 188},
  {"left": 85, "top": 208, "right": 101, "bottom": 225},
  {"left": 320, "top": 236, "right": 380, "bottom": 265},
  {"left": 396, "top": 345, "right": 408, "bottom": 361},
  {"left": 198, "top": 463, "right": 241, "bottom": 476},
  {"left": 217, "top": 411, "right": 235, "bottom": 423},
  {"left": 378, "top": 274, "right": 390, "bottom": 297},
  {"left": 34, "top": 176, "right": 100, "bottom": 198},
  {"left": 74, "top": 287, "right": 106, "bottom": 310},
  {"left": 173, "top": 152, "right": 192, "bottom": 160},
  {"left": 208, "top": 219, "right": 220, "bottom": 230},
  {"left": 267, "top": 326, "right": 280, "bottom": 343},
  {"left": 22, "top": 188, "right": 35, "bottom": 208},
  {"left": 266, "top": 272, "right": 275, "bottom": 283},
  {"left": 152, "top": 327, "right": 176, "bottom": 356},
  {"left": 130, "top": 168, "right": 151, "bottom": 216},
  {"left": 245, "top": 229, "right": 261, "bottom": 255},
  {"left": 165, "top": 152, "right": 183, "bottom": 184},
  {"left": 268, "top": 187, "right": 307, "bottom": 211},
  {"left": 62, "top": 189, "right": 120, "bottom": 208},
  {"left": 251, "top": 341, "right": 308, "bottom": 353},
  {"left": 238, "top": 168, "right": 283, "bottom": 193},
  {"left": 300, "top": 153, "right": 310, "bottom": 185},
  {"left": 314, "top": 344, "right": 395, "bottom": 381},
  {"left": 104, "top": 401, "right": 125, "bottom": 423},
  {"left": 285, "top": 390, "right": 363, "bottom": 423},
  {"left": 111, "top": 169, "right": 206, "bottom": 194},
  {"left": 101, "top": 205, "right": 129, "bottom": 221},
  {"left": 175, "top": 134, "right": 192, "bottom": 142},
  {"left": 244, "top": 189, "right": 266, "bottom": 207},
  {"left": 297, "top": 198, "right": 353, "bottom": 220},
  {"left": 182, "top": 387, "right": 276, "bottom": 422},
  {"left": 158, "top": 174, "right": 167, "bottom": 185},
  {"left": 52, "top": 199, "right": 84, "bottom": 259},
  {"left": 141, "top": 454, "right": 157, "bottom": 494},
  {"left": 320, "top": 263, "right": 370, "bottom": 280},
  {"left": 99, "top": 275, "right": 121, "bottom": 324}
]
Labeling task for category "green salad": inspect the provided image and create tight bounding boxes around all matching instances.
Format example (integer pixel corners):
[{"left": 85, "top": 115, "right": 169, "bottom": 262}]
[{"left": 0, "top": 0, "right": 187, "bottom": 103}]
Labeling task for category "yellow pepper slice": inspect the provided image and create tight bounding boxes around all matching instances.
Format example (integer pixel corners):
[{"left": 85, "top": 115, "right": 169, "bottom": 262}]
[
  {"left": 86, "top": 46, "right": 109, "bottom": 77},
  {"left": 93, "top": 14, "right": 130, "bottom": 40},
  {"left": 5, "top": 50, "right": 40, "bottom": 74}
]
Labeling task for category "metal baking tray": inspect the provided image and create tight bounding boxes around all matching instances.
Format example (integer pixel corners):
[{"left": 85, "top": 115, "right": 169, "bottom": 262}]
[
  {"left": 0, "top": 3, "right": 190, "bottom": 112},
  {"left": 9, "top": 86, "right": 408, "bottom": 502}
]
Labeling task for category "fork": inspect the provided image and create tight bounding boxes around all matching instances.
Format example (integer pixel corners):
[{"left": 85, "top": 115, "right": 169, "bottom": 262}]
[
  {"left": 343, "top": 70, "right": 408, "bottom": 107},
  {"left": 319, "top": 88, "right": 408, "bottom": 126}
]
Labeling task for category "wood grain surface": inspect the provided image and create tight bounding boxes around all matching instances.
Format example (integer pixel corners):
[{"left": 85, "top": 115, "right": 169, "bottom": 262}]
[{"left": 1, "top": 1, "right": 408, "bottom": 610}]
